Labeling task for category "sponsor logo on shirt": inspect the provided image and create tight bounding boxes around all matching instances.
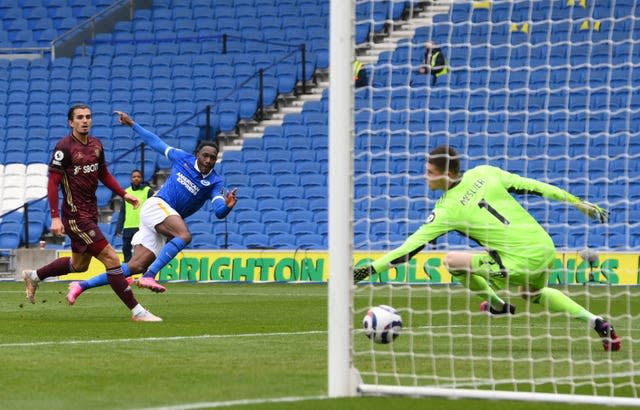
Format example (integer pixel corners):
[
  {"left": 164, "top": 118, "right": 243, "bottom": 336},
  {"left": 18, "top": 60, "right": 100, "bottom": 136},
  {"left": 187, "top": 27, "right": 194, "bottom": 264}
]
[
  {"left": 177, "top": 172, "right": 200, "bottom": 195},
  {"left": 73, "top": 163, "right": 99, "bottom": 175}
]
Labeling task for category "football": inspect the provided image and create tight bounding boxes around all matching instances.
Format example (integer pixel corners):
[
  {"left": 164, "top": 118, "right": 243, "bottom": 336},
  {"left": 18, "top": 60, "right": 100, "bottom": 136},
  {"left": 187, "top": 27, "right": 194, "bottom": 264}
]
[{"left": 362, "top": 304, "right": 402, "bottom": 344}]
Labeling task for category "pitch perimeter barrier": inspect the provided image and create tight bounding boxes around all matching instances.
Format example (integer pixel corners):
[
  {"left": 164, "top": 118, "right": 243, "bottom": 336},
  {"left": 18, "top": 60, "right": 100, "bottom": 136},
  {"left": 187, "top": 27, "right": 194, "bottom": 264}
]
[{"left": 43, "top": 249, "right": 640, "bottom": 285}]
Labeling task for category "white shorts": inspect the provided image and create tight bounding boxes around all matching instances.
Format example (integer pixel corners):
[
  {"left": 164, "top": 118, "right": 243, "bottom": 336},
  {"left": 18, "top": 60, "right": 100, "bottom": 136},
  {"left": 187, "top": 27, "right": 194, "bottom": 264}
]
[{"left": 130, "top": 196, "right": 179, "bottom": 257}]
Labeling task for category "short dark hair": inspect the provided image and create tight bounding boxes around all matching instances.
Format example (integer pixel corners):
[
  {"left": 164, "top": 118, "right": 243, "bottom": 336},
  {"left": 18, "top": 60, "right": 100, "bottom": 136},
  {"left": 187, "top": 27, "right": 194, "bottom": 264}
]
[
  {"left": 130, "top": 169, "right": 142, "bottom": 176},
  {"left": 67, "top": 104, "right": 91, "bottom": 120},
  {"left": 195, "top": 140, "right": 219, "bottom": 153},
  {"left": 428, "top": 145, "right": 460, "bottom": 175}
]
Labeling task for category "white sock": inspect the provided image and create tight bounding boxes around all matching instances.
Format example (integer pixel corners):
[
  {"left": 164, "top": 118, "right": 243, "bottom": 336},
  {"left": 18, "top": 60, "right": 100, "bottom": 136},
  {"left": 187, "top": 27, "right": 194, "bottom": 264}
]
[
  {"left": 131, "top": 304, "right": 146, "bottom": 316},
  {"left": 27, "top": 270, "right": 41, "bottom": 282}
]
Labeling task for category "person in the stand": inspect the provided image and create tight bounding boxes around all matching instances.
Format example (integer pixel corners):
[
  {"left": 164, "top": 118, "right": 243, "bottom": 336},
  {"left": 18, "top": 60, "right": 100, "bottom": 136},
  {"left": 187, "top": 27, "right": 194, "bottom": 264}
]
[
  {"left": 115, "top": 169, "right": 154, "bottom": 263},
  {"left": 417, "top": 42, "right": 449, "bottom": 85},
  {"left": 353, "top": 59, "right": 369, "bottom": 88}
]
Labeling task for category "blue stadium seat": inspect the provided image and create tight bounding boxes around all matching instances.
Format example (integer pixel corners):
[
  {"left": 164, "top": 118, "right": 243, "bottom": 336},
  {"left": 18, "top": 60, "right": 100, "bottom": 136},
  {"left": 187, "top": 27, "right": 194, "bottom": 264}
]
[
  {"left": 0, "top": 231, "right": 20, "bottom": 249},
  {"left": 191, "top": 233, "right": 220, "bottom": 249},
  {"left": 296, "top": 233, "right": 325, "bottom": 249},
  {"left": 269, "top": 233, "right": 296, "bottom": 248},
  {"left": 274, "top": 174, "right": 299, "bottom": 187},
  {"left": 238, "top": 222, "right": 264, "bottom": 236},
  {"left": 262, "top": 210, "right": 288, "bottom": 224},
  {"left": 264, "top": 221, "right": 290, "bottom": 236},
  {"left": 244, "top": 233, "right": 271, "bottom": 249}
]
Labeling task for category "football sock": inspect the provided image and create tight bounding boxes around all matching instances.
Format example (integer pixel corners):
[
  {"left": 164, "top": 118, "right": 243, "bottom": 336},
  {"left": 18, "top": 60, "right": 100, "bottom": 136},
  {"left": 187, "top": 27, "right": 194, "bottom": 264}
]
[
  {"left": 534, "top": 287, "right": 596, "bottom": 323},
  {"left": 131, "top": 304, "right": 146, "bottom": 316},
  {"left": 469, "top": 274, "right": 506, "bottom": 309},
  {"left": 143, "top": 237, "right": 186, "bottom": 279},
  {"left": 106, "top": 267, "right": 138, "bottom": 309},
  {"left": 80, "top": 264, "right": 131, "bottom": 290},
  {"left": 456, "top": 271, "right": 505, "bottom": 308},
  {"left": 36, "top": 257, "right": 74, "bottom": 280}
]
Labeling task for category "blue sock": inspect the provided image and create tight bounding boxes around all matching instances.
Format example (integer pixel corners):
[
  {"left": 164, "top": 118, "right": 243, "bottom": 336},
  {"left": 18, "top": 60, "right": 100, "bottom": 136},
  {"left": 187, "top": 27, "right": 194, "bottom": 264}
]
[
  {"left": 80, "top": 264, "right": 131, "bottom": 290},
  {"left": 143, "top": 237, "right": 186, "bottom": 279}
]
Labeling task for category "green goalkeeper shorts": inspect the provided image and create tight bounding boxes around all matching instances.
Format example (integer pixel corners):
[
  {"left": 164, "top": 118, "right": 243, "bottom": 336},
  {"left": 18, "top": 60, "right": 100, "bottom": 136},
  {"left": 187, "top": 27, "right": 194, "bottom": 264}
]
[{"left": 470, "top": 250, "right": 554, "bottom": 290}]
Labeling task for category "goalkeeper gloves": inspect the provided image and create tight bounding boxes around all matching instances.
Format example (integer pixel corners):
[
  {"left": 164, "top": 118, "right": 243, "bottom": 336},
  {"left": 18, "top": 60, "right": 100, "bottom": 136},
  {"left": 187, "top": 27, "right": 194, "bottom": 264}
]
[
  {"left": 576, "top": 200, "right": 609, "bottom": 223},
  {"left": 353, "top": 265, "right": 377, "bottom": 283}
]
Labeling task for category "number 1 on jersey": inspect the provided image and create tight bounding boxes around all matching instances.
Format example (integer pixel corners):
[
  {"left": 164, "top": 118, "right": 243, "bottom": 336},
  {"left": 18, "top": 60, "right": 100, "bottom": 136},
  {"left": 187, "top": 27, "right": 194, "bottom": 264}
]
[{"left": 478, "top": 199, "right": 510, "bottom": 225}]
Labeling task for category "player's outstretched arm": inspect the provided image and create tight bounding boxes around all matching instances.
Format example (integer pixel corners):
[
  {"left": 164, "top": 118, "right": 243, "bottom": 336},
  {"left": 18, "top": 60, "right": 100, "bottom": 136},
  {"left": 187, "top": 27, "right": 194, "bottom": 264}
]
[
  {"left": 498, "top": 167, "right": 608, "bottom": 223},
  {"left": 113, "top": 111, "right": 170, "bottom": 155},
  {"left": 574, "top": 200, "right": 609, "bottom": 223}
]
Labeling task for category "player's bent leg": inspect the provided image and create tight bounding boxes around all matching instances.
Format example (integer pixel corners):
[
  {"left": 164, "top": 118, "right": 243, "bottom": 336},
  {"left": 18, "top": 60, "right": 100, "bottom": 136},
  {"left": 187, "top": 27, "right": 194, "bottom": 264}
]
[
  {"left": 132, "top": 309, "right": 163, "bottom": 322},
  {"left": 594, "top": 318, "right": 621, "bottom": 352},
  {"left": 532, "top": 287, "right": 621, "bottom": 351},
  {"left": 447, "top": 252, "right": 511, "bottom": 314},
  {"left": 66, "top": 282, "right": 83, "bottom": 305},
  {"left": 137, "top": 276, "right": 166, "bottom": 293},
  {"left": 479, "top": 301, "right": 516, "bottom": 315},
  {"left": 136, "top": 237, "right": 187, "bottom": 293},
  {"left": 22, "top": 270, "right": 40, "bottom": 304},
  {"left": 142, "top": 237, "right": 187, "bottom": 280},
  {"left": 533, "top": 287, "right": 594, "bottom": 320}
]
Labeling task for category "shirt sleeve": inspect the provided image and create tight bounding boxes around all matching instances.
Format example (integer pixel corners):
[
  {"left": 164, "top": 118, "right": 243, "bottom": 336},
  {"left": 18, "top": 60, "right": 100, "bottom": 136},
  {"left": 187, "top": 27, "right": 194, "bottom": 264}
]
[
  {"left": 47, "top": 170, "right": 63, "bottom": 218},
  {"left": 131, "top": 123, "right": 171, "bottom": 156},
  {"left": 370, "top": 207, "right": 452, "bottom": 274},
  {"left": 211, "top": 181, "right": 232, "bottom": 219},
  {"left": 494, "top": 166, "right": 581, "bottom": 204}
]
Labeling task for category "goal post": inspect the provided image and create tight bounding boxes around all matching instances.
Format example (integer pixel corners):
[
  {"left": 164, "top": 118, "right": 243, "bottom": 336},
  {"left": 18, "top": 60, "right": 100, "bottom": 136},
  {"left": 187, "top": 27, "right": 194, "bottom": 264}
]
[
  {"left": 327, "top": 0, "right": 356, "bottom": 397},
  {"left": 328, "top": 0, "right": 640, "bottom": 405}
]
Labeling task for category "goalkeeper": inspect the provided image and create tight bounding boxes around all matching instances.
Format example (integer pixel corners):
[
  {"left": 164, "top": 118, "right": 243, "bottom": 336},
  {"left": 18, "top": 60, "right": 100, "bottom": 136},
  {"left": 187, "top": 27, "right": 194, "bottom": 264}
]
[{"left": 354, "top": 145, "right": 621, "bottom": 352}]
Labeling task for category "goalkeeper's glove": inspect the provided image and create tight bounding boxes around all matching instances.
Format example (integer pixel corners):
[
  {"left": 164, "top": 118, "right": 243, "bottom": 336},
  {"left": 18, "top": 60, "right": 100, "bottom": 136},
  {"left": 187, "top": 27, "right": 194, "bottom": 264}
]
[
  {"left": 576, "top": 200, "right": 609, "bottom": 223},
  {"left": 353, "top": 265, "right": 377, "bottom": 283}
]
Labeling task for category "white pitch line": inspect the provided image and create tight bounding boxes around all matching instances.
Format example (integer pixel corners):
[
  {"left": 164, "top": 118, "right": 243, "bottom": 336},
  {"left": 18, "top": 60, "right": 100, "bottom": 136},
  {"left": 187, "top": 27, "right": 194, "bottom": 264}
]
[
  {"left": 0, "top": 330, "right": 325, "bottom": 349},
  {"left": 2, "top": 322, "right": 630, "bottom": 349},
  {"left": 130, "top": 394, "right": 327, "bottom": 410}
]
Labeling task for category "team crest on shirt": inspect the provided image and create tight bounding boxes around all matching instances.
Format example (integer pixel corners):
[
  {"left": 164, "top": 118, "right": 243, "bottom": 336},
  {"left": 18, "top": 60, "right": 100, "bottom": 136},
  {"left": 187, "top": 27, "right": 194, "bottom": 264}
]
[
  {"left": 425, "top": 213, "right": 435, "bottom": 224},
  {"left": 89, "top": 230, "right": 96, "bottom": 237},
  {"left": 201, "top": 180, "right": 210, "bottom": 186}
]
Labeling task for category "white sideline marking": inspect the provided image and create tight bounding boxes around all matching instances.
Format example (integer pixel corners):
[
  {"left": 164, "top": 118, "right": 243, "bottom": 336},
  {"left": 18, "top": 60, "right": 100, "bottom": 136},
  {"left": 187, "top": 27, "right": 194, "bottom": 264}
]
[
  {"left": 0, "top": 330, "right": 325, "bottom": 349},
  {"left": 131, "top": 395, "right": 327, "bottom": 410},
  {"left": 2, "top": 323, "right": 634, "bottom": 349}
]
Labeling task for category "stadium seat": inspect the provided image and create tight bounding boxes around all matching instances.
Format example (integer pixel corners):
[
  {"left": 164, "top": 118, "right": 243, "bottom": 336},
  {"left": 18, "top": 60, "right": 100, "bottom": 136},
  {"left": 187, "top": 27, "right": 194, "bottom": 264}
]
[
  {"left": 264, "top": 221, "right": 290, "bottom": 236},
  {"left": 191, "top": 233, "right": 219, "bottom": 249},
  {"left": 257, "top": 199, "right": 284, "bottom": 213},
  {"left": 0, "top": 231, "right": 20, "bottom": 249},
  {"left": 269, "top": 233, "right": 296, "bottom": 248}
]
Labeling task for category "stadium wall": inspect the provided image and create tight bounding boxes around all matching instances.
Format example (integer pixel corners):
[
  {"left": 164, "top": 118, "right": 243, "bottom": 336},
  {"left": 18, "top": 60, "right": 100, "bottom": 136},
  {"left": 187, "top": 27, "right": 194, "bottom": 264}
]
[{"left": 29, "top": 249, "right": 638, "bottom": 285}]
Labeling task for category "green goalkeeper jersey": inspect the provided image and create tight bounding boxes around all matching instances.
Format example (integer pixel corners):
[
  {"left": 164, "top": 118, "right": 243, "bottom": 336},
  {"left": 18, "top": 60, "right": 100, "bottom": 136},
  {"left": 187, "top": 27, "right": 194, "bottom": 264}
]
[{"left": 371, "top": 165, "right": 579, "bottom": 274}]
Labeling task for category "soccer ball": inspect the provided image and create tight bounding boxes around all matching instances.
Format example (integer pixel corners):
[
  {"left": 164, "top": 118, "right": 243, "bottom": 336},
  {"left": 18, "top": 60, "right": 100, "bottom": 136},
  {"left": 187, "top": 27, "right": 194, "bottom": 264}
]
[{"left": 362, "top": 305, "right": 402, "bottom": 344}]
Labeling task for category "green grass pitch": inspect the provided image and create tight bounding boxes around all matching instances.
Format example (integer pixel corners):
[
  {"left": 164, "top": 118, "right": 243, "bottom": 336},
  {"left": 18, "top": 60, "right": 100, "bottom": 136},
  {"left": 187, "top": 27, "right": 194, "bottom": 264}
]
[{"left": 0, "top": 282, "right": 637, "bottom": 410}]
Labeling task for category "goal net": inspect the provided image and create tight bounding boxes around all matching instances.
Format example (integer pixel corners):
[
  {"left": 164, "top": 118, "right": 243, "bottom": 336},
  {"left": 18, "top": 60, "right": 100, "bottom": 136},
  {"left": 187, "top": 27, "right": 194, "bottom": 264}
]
[{"left": 330, "top": 0, "right": 640, "bottom": 405}]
